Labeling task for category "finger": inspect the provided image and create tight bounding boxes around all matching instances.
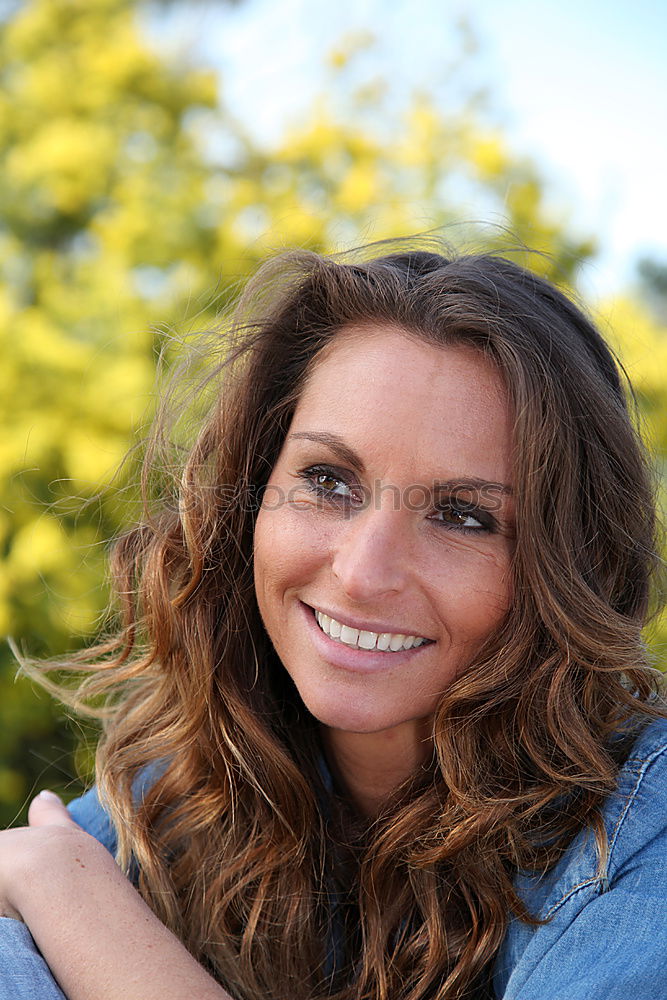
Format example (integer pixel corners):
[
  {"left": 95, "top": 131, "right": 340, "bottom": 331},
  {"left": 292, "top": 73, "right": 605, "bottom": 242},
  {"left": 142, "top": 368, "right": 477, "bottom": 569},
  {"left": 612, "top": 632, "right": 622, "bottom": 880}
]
[{"left": 28, "top": 789, "right": 80, "bottom": 829}]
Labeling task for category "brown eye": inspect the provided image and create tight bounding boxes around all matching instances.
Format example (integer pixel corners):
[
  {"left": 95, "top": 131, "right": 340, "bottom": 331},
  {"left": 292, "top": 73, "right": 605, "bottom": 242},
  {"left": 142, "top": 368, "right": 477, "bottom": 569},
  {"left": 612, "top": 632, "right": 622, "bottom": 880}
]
[
  {"left": 316, "top": 473, "right": 349, "bottom": 495},
  {"left": 439, "top": 506, "right": 467, "bottom": 524},
  {"left": 432, "top": 503, "right": 486, "bottom": 531},
  {"left": 299, "top": 465, "right": 358, "bottom": 501}
]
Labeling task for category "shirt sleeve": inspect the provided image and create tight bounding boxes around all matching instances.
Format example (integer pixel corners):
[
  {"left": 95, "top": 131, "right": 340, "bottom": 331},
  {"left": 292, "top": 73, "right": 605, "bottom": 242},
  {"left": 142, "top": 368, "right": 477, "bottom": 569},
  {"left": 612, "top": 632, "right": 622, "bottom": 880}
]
[
  {"left": 0, "top": 918, "right": 67, "bottom": 1000},
  {"left": 495, "top": 728, "right": 667, "bottom": 999},
  {"left": 497, "top": 883, "right": 667, "bottom": 999}
]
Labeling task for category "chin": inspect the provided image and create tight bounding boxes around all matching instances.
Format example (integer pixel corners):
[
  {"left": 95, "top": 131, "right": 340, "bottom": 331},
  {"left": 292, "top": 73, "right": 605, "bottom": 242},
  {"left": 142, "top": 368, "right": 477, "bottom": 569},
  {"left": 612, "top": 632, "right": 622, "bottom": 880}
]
[{"left": 297, "top": 689, "right": 422, "bottom": 735}]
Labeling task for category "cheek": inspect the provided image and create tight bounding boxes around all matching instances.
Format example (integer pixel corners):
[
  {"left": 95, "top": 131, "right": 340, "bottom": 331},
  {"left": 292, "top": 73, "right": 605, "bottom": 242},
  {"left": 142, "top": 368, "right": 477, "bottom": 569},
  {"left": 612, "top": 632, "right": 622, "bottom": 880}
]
[
  {"left": 431, "top": 544, "right": 512, "bottom": 639},
  {"left": 253, "top": 506, "right": 284, "bottom": 609},
  {"left": 253, "top": 503, "right": 327, "bottom": 608}
]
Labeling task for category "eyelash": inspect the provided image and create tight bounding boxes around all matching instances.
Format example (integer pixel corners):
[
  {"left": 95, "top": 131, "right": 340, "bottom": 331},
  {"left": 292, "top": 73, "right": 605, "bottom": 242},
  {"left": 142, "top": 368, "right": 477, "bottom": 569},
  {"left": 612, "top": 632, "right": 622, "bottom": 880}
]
[
  {"left": 297, "top": 465, "right": 495, "bottom": 534},
  {"left": 298, "top": 465, "right": 363, "bottom": 504}
]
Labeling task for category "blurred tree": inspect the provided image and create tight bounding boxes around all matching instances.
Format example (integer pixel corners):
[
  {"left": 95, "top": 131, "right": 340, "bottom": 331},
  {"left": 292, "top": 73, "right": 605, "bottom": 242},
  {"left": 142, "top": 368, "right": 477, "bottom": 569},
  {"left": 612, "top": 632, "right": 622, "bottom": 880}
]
[
  {"left": 0, "top": 0, "right": 664, "bottom": 824},
  {"left": 600, "top": 293, "right": 667, "bottom": 661},
  {"left": 0, "top": 0, "right": 225, "bottom": 821},
  {"left": 637, "top": 257, "right": 667, "bottom": 324}
]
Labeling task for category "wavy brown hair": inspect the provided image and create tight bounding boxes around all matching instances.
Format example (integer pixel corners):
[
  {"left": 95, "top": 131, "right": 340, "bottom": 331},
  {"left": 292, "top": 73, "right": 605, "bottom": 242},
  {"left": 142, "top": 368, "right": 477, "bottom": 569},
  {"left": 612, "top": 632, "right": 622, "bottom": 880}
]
[{"left": 30, "top": 246, "right": 665, "bottom": 999}]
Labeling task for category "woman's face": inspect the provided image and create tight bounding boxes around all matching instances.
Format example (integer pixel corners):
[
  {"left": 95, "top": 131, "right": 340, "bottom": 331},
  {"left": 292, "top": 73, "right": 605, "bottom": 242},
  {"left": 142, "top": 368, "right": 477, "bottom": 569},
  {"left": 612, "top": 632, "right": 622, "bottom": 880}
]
[{"left": 253, "top": 325, "right": 515, "bottom": 737}]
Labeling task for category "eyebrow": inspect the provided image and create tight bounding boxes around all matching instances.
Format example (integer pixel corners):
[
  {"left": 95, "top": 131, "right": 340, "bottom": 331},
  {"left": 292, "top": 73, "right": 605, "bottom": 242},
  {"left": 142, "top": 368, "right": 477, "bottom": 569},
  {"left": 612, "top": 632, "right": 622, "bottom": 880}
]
[
  {"left": 289, "top": 431, "right": 366, "bottom": 472},
  {"left": 287, "top": 431, "right": 514, "bottom": 496}
]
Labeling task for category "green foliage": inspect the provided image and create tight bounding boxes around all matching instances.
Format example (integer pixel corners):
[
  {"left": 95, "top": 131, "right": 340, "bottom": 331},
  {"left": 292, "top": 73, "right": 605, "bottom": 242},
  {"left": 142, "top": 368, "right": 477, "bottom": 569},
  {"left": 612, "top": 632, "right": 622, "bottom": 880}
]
[
  {"left": 0, "top": 0, "right": 665, "bottom": 824},
  {"left": 0, "top": 0, "right": 224, "bottom": 820}
]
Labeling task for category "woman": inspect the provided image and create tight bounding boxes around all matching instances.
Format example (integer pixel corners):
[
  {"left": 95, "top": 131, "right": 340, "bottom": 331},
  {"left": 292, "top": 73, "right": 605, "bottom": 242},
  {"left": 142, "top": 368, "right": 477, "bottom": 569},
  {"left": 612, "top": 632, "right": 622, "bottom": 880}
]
[{"left": 2, "top": 247, "right": 666, "bottom": 1000}]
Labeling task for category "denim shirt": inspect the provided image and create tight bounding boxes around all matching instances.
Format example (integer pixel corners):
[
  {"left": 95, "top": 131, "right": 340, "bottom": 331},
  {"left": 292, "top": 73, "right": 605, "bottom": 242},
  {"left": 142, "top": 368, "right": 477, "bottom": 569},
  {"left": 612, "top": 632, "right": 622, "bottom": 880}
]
[
  {"left": 493, "top": 715, "right": 667, "bottom": 999},
  {"left": 61, "top": 715, "right": 667, "bottom": 998}
]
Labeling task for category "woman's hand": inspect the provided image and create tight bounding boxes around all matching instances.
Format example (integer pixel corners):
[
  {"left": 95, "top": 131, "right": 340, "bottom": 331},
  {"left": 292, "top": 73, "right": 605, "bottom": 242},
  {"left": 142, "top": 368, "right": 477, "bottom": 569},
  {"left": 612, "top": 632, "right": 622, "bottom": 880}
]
[
  {"left": 0, "top": 790, "right": 234, "bottom": 1000},
  {"left": 0, "top": 789, "right": 98, "bottom": 922},
  {"left": 27, "top": 787, "right": 76, "bottom": 827}
]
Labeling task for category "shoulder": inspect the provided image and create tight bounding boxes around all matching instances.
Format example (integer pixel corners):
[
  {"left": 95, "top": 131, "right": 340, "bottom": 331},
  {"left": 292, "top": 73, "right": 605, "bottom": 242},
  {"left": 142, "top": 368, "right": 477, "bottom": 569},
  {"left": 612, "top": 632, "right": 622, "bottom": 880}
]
[
  {"left": 494, "top": 716, "right": 667, "bottom": 999},
  {"left": 604, "top": 714, "right": 667, "bottom": 880},
  {"left": 514, "top": 715, "right": 667, "bottom": 916},
  {"left": 67, "top": 786, "right": 118, "bottom": 856},
  {"left": 577, "top": 715, "right": 667, "bottom": 893},
  {"left": 66, "top": 761, "right": 167, "bottom": 858}
]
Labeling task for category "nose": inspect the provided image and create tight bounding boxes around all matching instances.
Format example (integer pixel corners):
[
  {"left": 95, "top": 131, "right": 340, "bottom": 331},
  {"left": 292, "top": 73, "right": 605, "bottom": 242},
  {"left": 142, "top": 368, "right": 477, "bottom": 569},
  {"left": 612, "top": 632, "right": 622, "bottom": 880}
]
[{"left": 330, "top": 508, "right": 409, "bottom": 603}]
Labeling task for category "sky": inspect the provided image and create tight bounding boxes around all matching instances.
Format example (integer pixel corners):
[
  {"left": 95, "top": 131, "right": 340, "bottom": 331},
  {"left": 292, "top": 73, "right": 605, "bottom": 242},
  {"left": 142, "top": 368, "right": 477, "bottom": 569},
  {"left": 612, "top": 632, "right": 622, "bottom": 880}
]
[{"left": 155, "top": 0, "right": 667, "bottom": 303}]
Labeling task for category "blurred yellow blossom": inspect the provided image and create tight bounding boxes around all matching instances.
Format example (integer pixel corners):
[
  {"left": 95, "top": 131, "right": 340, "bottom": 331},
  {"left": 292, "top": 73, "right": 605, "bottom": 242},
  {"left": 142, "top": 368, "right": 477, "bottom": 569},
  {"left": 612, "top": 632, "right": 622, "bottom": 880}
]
[{"left": 0, "top": 0, "right": 664, "bottom": 826}]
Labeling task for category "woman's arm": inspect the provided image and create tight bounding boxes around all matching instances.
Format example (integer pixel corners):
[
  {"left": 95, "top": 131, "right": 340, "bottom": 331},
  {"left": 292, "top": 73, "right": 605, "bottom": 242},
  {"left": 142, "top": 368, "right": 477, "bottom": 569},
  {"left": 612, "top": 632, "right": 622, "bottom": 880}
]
[{"left": 0, "top": 792, "right": 233, "bottom": 1000}]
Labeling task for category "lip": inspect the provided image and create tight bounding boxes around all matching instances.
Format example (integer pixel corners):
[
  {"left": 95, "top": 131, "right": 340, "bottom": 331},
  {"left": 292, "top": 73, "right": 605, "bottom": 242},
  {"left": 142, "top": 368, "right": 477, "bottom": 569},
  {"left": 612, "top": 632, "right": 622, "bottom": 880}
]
[
  {"left": 300, "top": 601, "right": 434, "bottom": 675},
  {"left": 306, "top": 602, "right": 432, "bottom": 640}
]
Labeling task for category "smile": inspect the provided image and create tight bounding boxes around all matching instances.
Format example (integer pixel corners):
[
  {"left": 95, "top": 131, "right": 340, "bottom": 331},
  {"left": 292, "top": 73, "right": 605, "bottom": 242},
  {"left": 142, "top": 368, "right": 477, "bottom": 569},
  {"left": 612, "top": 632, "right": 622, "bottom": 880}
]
[{"left": 314, "top": 608, "right": 431, "bottom": 652}]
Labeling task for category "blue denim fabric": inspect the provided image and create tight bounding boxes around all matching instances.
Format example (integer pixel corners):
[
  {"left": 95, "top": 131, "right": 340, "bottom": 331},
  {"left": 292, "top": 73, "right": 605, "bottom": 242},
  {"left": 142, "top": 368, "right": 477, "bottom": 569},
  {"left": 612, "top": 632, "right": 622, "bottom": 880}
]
[
  {"left": 0, "top": 919, "right": 66, "bottom": 1000},
  {"left": 67, "top": 785, "right": 118, "bottom": 854},
  {"left": 493, "top": 715, "right": 667, "bottom": 998},
  {"left": 1, "top": 719, "right": 666, "bottom": 998}
]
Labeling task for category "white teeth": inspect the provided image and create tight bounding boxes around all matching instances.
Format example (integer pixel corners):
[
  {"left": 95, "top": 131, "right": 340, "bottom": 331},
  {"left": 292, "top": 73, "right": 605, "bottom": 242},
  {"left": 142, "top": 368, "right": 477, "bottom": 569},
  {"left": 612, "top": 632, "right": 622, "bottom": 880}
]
[
  {"left": 340, "top": 625, "right": 359, "bottom": 646},
  {"left": 329, "top": 617, "right": 342, "bottom": 639},
  {"left": 314, "top": 611, "right": 428, "bottom": 653}
]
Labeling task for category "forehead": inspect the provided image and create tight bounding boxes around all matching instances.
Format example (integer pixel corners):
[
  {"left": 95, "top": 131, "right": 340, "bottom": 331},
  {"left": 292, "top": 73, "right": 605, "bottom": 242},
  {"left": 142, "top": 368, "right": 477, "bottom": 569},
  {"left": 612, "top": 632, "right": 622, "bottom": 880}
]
[{"left": 291, "top": 324, "right": 513, "bottom": 483}]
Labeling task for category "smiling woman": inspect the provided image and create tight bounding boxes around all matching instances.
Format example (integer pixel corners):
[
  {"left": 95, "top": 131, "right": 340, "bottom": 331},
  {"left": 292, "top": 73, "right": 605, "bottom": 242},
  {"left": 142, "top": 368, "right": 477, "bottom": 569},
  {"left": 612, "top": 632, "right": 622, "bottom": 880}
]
[
  {"left": 255, "top": 326, "right": 513, "bottom": 780},
  {"left": 3, "top": 246, "right": 666, "bottom": 1000},
  {"left": 253, "top": 330, "right": 515, "bottom": 807}
]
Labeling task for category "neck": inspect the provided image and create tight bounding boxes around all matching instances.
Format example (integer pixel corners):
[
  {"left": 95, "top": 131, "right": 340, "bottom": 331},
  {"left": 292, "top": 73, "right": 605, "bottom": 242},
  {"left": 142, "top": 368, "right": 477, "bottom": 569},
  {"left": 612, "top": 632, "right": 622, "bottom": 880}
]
[{"left": 322, "top": 718, "right": 433, "bottom": 817}]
